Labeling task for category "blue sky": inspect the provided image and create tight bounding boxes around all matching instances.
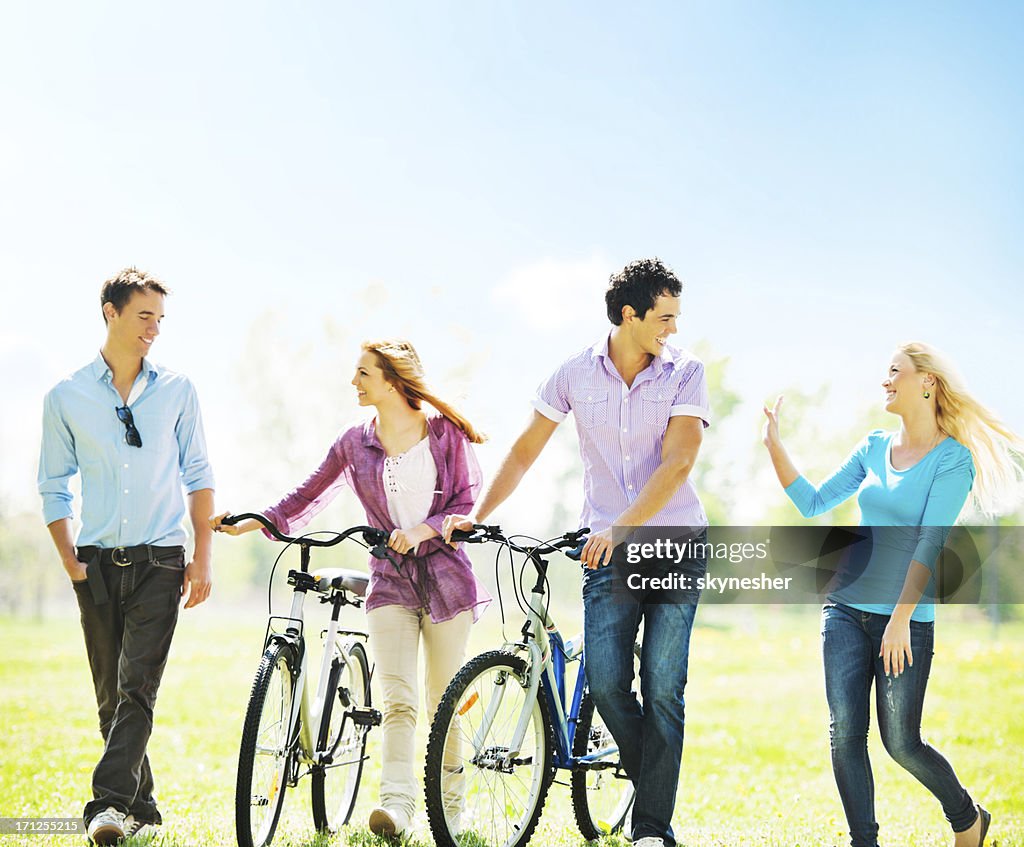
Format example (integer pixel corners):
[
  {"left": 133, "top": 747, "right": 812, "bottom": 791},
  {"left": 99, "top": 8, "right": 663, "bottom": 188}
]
[{"left": 2, "top": 2, "right": 1022, "bottom": 525}]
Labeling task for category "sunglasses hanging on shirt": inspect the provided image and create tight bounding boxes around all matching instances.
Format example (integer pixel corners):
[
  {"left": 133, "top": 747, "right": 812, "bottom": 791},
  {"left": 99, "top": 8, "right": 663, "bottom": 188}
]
[{"left": 115, "top": 405, "right": 143, "bottom": 448}]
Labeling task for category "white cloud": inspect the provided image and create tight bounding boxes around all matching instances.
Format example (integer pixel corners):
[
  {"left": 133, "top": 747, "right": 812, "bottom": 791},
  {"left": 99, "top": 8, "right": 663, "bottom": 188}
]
[{"left": 492, "top": 255, "right": 610, "bottom": 332}]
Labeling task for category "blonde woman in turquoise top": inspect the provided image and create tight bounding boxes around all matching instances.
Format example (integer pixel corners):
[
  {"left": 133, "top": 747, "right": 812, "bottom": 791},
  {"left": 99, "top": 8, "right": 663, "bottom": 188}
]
[{"left": 763, "top": 342, "right": 1023, "bottom": 847}]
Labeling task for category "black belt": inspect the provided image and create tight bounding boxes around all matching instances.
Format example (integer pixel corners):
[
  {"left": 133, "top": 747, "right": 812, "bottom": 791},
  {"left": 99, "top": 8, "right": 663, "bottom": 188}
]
[{"left": 76, "top": 545, "right": 185, "bottom": 605}]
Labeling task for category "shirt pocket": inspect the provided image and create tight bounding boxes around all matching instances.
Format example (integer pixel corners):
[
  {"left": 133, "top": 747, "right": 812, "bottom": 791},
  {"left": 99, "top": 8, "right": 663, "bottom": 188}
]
[
  {"left": 641, "top": 386, "right": 671, "bottom": 428},
  {"left": 132, "top": 411, "right": 176, "bottom": 451},
  {"left": 573, "top": 389, "right": 609, "bottom": 429}
]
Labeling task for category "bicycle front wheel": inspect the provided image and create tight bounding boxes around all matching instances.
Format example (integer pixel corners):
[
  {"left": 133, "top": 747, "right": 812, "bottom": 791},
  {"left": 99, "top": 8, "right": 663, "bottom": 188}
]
[
  {"left": 311, "top": 639, "right": 370, "bottom": 832},
  {"left": 236, "top": 640, "right": 297, "bottom": 847},
  {"left": 570, "top": 691, "right": 635, "bottom": 840},
  {"left": 424, "top": 650, "right": 555, "bottom": 847}
]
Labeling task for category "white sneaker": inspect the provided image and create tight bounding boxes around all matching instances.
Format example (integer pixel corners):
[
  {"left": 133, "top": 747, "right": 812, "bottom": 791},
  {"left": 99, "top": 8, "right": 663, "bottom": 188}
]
[
  {"left": 122, "top": 815, "right": 150, "bottom": 838},
  {"left": 87, "top": 807, "right": 125, "bottom": 845},
  {"left": 368, "top": 807, "right": 408, "bottom": 838},
  {"left": 633, "top": 838, "right": 665, "bottom": 847}
]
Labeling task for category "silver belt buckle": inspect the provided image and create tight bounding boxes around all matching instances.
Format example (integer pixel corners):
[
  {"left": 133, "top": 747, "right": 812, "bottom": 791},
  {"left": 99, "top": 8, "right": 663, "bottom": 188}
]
[{"left": 111, "top": 547, "right": 132, "bottom": 566}]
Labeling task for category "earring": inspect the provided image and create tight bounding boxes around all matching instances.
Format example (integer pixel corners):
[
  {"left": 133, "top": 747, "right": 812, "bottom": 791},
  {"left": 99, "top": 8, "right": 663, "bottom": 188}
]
[{"left": 923, "top": 390, "right": 931, "bottom": 399}]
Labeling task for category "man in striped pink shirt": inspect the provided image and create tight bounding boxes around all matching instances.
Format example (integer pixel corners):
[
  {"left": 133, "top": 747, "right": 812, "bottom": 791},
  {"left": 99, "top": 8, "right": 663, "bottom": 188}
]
[{"left": 445, "top": 258, "right": 712, "bottom": 847}]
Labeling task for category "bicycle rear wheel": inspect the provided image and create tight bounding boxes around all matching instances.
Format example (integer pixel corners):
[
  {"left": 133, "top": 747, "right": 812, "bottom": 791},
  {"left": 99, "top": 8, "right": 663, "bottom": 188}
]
[
  {"left": 424, "top": 650, "right": 555, "bottom": 847},
  {"left": 236, "top": 640, "right": 296, "bottom": 847},
  {"left": 311, "top": 639, "right": 371, "bottom": 832},
  {"left": 570, "top": 691, "right": 636, "bottom": 840}
]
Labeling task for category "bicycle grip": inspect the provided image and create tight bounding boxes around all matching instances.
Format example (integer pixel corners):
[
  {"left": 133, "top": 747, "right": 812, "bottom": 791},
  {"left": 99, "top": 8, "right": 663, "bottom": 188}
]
[{"left": 448, "top": 529, "right": 477, "bottom": 543}]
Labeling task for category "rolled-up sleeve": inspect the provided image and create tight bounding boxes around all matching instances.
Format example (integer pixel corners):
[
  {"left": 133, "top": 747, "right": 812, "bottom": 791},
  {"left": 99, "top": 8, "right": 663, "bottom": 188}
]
[
  {"left": 532, "top": 363, "right": 571, "bottom": 423},
  {"left": 670, "top": 360, "right": 712, "bottom": 427},
  {"left": 38, "top": 390, "right": 78, "bottom": 525},
  {"left": 177, "top": 380, "right": 215, "bottom": 493}
]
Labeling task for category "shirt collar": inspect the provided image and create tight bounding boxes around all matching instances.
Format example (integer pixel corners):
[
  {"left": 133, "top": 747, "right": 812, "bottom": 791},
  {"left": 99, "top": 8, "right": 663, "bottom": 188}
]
[
  {"left": 362, "top": 413, "right": 448, "bottom": 450},
  {"left": 90, "top": 352, "right": 160, "bottom": 383},
  {"left": 361, "top": 417, "right": 382, "bottom": 450},
  {"left": 590, "top": 332, "right": 675, "bottom": 373}
]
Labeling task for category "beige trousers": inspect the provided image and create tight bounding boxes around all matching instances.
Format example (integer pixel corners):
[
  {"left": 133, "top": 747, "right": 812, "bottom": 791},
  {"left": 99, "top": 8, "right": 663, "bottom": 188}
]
[{"left": 366, "top": 605, "right": 473, "bottom": 824}]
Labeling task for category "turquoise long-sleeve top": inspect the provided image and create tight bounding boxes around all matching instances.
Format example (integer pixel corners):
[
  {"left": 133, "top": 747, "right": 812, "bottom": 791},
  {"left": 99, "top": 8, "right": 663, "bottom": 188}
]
[{"left": 784, "top": 430, "right": 975, "bottom": 622}]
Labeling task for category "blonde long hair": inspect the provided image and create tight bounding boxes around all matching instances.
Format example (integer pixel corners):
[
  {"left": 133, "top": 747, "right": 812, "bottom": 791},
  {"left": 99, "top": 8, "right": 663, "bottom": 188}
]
[
  {"left": 900, "top": 341, "right": 1024, "bottom": 515},
  {"left": 362, "top": 340, "right": 486, "bottom": 445}
]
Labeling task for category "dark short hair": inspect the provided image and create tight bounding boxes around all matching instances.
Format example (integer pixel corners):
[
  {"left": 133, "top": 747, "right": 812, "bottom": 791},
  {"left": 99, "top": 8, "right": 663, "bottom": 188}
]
[
  {"left": 605, "top": 258, "right": 682, "bottom": 325},
  {"left": 100, "top": 267, "right": 170, "bottom": 324}
]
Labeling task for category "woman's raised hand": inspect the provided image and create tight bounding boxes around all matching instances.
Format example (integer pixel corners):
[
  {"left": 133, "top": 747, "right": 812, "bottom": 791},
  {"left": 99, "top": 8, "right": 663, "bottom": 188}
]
[{"left": 762, "top": 395, "right": 784, "bottom": 448}]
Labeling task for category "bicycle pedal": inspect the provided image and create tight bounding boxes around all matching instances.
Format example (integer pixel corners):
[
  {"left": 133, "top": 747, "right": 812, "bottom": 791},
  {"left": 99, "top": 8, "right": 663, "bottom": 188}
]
[
  {"left": 348, "top": 707, "right": 382, "bottom": 727},
  {"left": 574, "top": 759, "right": 617, "bottom": 771}
]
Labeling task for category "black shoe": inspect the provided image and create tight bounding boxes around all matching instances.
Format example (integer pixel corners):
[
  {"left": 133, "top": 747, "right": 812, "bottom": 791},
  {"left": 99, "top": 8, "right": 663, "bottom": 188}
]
[{"left": 976, "top": 805, "right": 991, "bottom": 847}]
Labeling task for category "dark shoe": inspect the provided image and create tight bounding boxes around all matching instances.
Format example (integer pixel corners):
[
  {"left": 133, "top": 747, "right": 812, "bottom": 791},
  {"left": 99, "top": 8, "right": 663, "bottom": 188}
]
[{"left": 977, "top": 805, "right": 991, "bottom": 847}]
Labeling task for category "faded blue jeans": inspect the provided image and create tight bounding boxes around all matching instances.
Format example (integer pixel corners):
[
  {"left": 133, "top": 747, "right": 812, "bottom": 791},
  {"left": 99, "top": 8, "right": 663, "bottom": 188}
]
[
  {"left": 582, "top": 541, "right": 703, "bottom": 847},
  {"left": 821, "top": 602, "right": 977, "bottom": 847}
]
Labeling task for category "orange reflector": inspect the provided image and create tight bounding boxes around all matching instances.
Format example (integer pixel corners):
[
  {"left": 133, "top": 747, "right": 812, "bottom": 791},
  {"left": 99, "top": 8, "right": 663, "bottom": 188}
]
[{"left": 457, "top": 692, "right": 480, "bottom": 715}]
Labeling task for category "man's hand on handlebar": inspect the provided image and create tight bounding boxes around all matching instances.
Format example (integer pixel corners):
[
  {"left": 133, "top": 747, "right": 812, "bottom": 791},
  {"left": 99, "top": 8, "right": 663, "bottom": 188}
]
[
  {"left": 442, "top": 513, "right": 476, "bottom": 545},
  {"left": 579, "top": 526, "right": 627, "bottom": 569}
]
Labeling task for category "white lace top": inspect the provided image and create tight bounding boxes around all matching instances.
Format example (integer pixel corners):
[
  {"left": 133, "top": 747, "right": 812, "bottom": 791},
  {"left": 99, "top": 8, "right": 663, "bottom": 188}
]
[{"left": 383, "top": 436, "right": 438, "bottom": 553}]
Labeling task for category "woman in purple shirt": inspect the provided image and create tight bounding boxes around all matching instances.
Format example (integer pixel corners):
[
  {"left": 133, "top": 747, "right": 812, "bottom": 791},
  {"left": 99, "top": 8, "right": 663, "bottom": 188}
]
[{"left": 213, "top": 340, "right": 489, "bottom": 838}]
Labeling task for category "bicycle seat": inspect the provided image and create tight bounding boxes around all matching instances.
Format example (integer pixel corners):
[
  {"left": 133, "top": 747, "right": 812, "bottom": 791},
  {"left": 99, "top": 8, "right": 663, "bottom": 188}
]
[{"left": 312, "top": 568, "right": 370, "bottom": 597}]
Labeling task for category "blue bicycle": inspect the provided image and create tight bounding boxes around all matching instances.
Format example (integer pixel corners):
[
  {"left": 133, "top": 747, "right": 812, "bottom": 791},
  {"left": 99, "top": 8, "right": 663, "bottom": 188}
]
[{"left": 423, "top": 524, "right": 638, "bottom": 847}]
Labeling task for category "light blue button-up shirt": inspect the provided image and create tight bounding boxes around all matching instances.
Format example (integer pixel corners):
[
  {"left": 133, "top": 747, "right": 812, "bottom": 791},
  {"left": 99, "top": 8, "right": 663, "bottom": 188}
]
[{"left": 38, "top": 353, "right": 215, "bottom": 548}]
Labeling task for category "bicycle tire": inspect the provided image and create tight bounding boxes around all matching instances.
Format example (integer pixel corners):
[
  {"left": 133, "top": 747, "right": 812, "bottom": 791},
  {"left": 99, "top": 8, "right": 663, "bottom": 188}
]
[
  {"left": 570, "top": 691, "right": 636, "bottom": 840},
  {"left": 424, "top": 650, "right": 555, "bottom": 847},
  {"left": 236, "top": 640, "right": 297, "bottom": 847},
  {"left": 310, "top": 639, "right": 371, "bottom": 832}
]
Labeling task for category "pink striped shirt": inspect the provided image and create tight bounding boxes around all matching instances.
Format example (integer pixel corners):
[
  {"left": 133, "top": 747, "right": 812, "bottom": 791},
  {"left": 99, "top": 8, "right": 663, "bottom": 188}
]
[{"left": 533, "top": 334, "right": 712, "bottom": 533}]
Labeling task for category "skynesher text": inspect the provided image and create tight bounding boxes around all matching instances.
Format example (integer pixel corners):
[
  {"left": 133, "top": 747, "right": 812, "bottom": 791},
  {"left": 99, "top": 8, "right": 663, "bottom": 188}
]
[{"left": 625, "top": 573, "right": 793, "bottom": 593}]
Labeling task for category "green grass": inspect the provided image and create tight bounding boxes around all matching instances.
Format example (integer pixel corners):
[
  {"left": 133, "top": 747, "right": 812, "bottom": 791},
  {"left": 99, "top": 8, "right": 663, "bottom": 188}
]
[{"left": 1, "top": 602, "right": 1022, "bottom": 846}]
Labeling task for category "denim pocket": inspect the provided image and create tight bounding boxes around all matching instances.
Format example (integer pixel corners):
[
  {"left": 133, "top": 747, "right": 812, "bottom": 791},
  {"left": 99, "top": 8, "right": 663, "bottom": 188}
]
[
  {"left": 581, "top": 561, "right": 614, "bottom": 596},
  {"left": 573, "top": 389, "right": 609, "bottom": 429},
  {"left": 150, "top": 553, "right": 186, "bottom": 571}
]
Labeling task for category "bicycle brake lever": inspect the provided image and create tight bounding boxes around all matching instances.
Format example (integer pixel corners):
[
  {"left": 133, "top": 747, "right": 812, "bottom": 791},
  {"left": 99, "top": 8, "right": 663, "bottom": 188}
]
[
  {"left": 370, "top": 543, "right": 403, "bottom": 576},
  {"left": 562, "top": 528, "right": 590, "bottom": 561}
]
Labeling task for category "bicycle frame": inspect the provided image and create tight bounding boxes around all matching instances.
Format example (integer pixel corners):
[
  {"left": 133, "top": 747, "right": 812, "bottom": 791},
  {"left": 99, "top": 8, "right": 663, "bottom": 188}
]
[
  {"left": 231, "top": 511, "right": 386, "bottom": 847},
  {"left": 266, "top": 543, "right": 370, "bottom": 773},
  {"left": 494, "top": 546, "right": 622, "bottom": 771}
]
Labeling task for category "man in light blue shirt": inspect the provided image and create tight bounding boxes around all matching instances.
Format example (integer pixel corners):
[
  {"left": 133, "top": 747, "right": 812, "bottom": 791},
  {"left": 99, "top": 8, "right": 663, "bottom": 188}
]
[{"left": 38, "top": 267, "right": 215, "bottom": 844}]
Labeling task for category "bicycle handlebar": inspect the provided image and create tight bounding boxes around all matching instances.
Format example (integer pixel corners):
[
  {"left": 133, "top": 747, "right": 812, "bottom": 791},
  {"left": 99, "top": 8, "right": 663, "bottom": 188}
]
[
  {"left": 222, "top": 512, "right": 389, "bottom": 549},
  {"left": 450, "top": 524, "right": 590, "bottom": 558}
]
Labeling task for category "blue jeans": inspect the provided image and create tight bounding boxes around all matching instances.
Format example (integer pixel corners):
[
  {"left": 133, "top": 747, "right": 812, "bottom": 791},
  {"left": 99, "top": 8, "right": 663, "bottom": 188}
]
[
  {"left": 821, "top": 603, "right": 977, "bottom": 847},
  {"left": 582, "top": 549, "right": 701, "bottom": 846}
]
